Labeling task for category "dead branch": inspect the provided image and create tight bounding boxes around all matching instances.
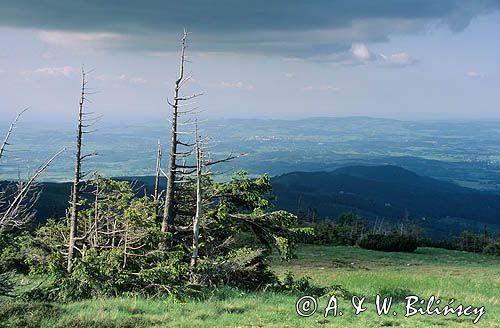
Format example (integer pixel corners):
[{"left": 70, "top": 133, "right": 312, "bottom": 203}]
[
  {"left": 0, "top": 147, "right": 65, "bottom": 229},
  {"left": 0, "top": 107, "right": 29, "bottom": 162}
]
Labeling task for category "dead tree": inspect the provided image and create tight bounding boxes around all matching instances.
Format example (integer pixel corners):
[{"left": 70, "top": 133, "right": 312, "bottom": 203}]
[
  {"left": 121, "top": 222, "right": 149, "bottom": 269},
  {"left": 0, "top": 108, "right": 29, "bottom": 162},
  {"left": 0, "top": 148, "right": 65, "bottom": 229},
  {"left": 190, "top": 122, "right": 240, "bottom": 277},
  {"left": 0, "top": 108, "right": 65, "bottom": 229},
  {"left": 190, "top": 124, "right": 204, "bottom": 273},
  {"left": 0, "top": 109, "right": 28, "bottom": 226},
  {"left": 68, "top": 176, "right": 152, "bottom": 269},
  {"left": 161, "top": 30, "right": 202, "bottom": 233},
  {"left": 67, "top": 66, "right": 98, "bottom": 273},
  {"left": 93, "top": 177, "right": 100, "bottom": 247}
]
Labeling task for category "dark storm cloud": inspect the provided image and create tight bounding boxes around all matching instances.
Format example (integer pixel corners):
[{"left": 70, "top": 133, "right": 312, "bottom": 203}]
[{"left": 1, "top": 0, "right": 499, "bottom": 56}]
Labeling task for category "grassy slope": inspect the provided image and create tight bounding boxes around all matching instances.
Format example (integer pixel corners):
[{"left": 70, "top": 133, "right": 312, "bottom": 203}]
[{"left": 1, "top": 246, "right": 498, "bottom": 328}]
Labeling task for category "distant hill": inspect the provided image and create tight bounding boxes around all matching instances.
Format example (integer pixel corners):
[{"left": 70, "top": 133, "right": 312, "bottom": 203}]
[
  {"left": 271, "top": 165, "right": 500, "bottom": 238},
  {"left": 0, "top": 181, "right": 72, "bottom": 224},
  {"left": 332, "top": 165, "right": 468, "bottom": 192}
]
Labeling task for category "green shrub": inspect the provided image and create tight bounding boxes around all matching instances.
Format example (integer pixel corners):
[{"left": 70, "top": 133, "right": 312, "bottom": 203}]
[
  {"left": 272, "top": 272, "right": 352, "bottom": 299},
  {"left": 453, "top": 231, "right": 495, "bottom": 254},
  {"left": 0, "top": 271, "right": 15, "bottom": 297},
  {"left": 297, "top": 213, "right": 366, "bottom": 246},
  {"left": 195, "top": 247, "right": 276, "bottom": 290},
  {"left": 22, "top": 173, "right": 303, "bottom": 301},
  {"left": 0, "top": 229, "right": 30, "bottom": 273},
  {"left": 482, "top": 242, "right": 499, "bottom": 256}
]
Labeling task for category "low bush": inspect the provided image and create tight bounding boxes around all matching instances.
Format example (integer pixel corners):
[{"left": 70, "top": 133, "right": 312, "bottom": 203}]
[
  {"left": 482, "top": 241, "right": 499, "bottom": 256},
  {"left": 272, "top": 271, "right": 352, "bottom": 299},
  {"left": 17, "top": 173, "right": 310, "bottom": 301},
  {"left": 0, "top": 302, "right": 62, "bottom": 328}
]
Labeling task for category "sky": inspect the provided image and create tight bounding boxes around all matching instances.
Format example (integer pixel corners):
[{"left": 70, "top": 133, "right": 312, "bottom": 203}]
[{"left": 0, "top": 0, "right": 499, "bottom": 123}]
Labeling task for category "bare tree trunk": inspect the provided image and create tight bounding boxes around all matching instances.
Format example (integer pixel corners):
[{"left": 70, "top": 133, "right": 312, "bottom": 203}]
[
  {"left": 154, "top": 139, "right": 162, "bottom": 201},
  {"left": 190, "top": 126, "right": 203, "bottom": 276},
  {"left": 162, "top": 103, "right": 177, "bottom": 232},
  {"left": 153, "top": 140, "right": 162, "bottom": 224},
  {"left": 93, "top": 179, "right": 99, "bottom": 247},
  {"left": 189, "top": 122, "right": 240, "bottom": 277},
  {"left": 123, "top": 223, "right": 129, "bottom": 268},
  {"left": 161, "top": 31, "right": 188, "bottom": 233},
  {"left": 112, "top": 219, "right": 118, "bottom": 248},
  {"left": 67, "top": 68, "right": 86, "bottom": 273}
]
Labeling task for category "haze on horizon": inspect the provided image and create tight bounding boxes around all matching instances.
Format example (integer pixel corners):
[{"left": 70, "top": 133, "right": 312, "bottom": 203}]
[{"left": 1, "top": 1, "right": 499, "bottom": 124}]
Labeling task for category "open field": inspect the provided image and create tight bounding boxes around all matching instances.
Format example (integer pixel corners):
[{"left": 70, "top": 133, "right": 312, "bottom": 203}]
[{"left": 1, "top": 245, "right": 499, "bottom": 327}]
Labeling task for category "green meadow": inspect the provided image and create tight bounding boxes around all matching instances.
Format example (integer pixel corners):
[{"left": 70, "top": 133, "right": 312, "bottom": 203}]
[{"left": 1, "top": 245, "right": 498, "bottom": 328}]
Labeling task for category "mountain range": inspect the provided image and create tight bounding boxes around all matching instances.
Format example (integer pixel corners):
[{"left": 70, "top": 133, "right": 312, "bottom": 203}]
[{"left": 271, "top": 165, "right": 500, "bottom": 238}]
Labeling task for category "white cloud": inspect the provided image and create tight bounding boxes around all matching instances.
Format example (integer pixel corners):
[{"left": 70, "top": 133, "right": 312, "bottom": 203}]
[
  {"left": 23, "top": 65, "right": 75, "bottom": 77},
  {"left": 284, "top": 73, "right": 296, "bottom": 79},
  {"left": 220, "top": 81, "right": 254, "bottom": 90},
  {"left": 282, "top": 57, "right": 305, "bottom": 62},
  {"left": 95, "top": 74, "right": 147, "bottom": 85},
  {"left": 351, "top": 43, "right": 371, "bottom": 61},
  {"left": 379, "top": 52, "right": 414, "bottom": 66},
  {"left": 302, "top": 85, "right": 339, "bottom": 92},
  {"left": 465, "top": 71, "right": 483, "bottom": 78},
  {"left": 348, "top": 43, "right": 414, "bottom": 67}
]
